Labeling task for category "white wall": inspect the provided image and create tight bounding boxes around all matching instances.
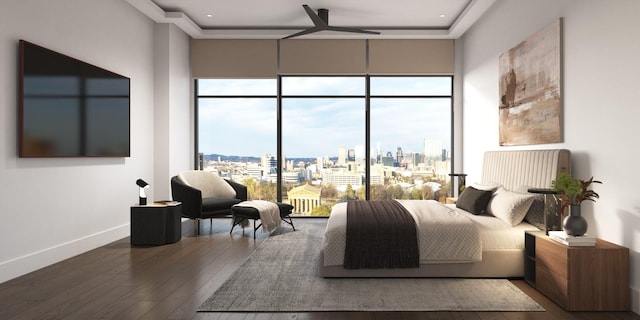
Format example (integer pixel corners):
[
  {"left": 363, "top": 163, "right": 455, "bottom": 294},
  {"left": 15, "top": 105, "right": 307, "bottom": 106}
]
[
  {"left": 0, "top": 0, "right": 190, "bottom": 283},
  {"left": 459, "top": 0, "right": 640, "bottom": 313}
]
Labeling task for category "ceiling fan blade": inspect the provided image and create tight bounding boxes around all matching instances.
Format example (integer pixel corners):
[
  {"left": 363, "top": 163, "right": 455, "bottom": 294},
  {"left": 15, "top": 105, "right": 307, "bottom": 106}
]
[
  {"left": 282, "top": 27, "right": 322, "bottom": 39},
  {"left": 302, "top": 4, "right": 327, "bottom": 27},
  {"left": 283, "top": 4, "right": 381, "bottom": 39},
  {"left": 327, "top": 26, "right": 381, "bottom": 35}
]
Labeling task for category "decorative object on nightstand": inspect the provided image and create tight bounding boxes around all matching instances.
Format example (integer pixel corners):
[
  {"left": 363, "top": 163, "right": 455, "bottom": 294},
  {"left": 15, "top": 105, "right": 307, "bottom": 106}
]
[
  {"left": 551, "top": 173, "right": 602, "bottom": 236},
  {"left": 524, "top": 231, "right": 630, "bottom": 311},
  {"left": 136, "top": 178, "right": 150, "bottom": 205},
  {"left": 548, "top": 230, "right": 595, "bottom": 246}
]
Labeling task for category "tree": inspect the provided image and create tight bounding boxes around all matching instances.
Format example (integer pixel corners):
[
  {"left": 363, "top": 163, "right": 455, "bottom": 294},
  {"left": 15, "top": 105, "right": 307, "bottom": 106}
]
[
  {"left": 356, "top": 185, "right": 366, "bottom": 200},
  {"left": 321, "top": 183, "right": 338, "bottom": 199},
  {"left": 311, "top": 204, "right": 332, "bottom": 216},
  {"left": 345, "top": 184, "right": 356, "bottom": 200},
  {"left": 410, "top": 187, "right": 422, "bottom": 200},
  {"left": 371, "top": 184, "right": 386, "bottom": 200},
  {"left": 243, "top": 178, "right": 257, "bottom": 200},
  {"left": 421, "top": 185, "right": 434, "bottom": 200},
  {"left": 391, "top": 184, "right": 404, "bottom": 199},
  {"left": 263, "top": 181, "right": 277, "bottom": 200}
]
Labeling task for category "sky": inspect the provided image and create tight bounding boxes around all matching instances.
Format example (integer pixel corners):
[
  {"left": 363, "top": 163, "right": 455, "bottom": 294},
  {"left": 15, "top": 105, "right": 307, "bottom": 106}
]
[{"left": 197, "top": 77, "right": 452, "bottom": 158}]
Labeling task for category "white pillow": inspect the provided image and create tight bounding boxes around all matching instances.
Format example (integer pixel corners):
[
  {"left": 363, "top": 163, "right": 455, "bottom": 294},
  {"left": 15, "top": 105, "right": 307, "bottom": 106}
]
[
  {"left": 487, "top": 187, "right": 535, "bottom": 226},
  {"left": 178, "top": 170, "right": 237, "bottom": 199}
]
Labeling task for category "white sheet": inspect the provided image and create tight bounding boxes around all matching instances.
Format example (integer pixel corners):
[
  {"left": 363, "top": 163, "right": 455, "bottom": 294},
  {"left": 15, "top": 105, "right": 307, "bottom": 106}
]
[
  {"left": 322, "top": 200, "right": 484, "bottom": 267},
  {"left": 446, "top": 204, "right": 539, "bottom": 250}
]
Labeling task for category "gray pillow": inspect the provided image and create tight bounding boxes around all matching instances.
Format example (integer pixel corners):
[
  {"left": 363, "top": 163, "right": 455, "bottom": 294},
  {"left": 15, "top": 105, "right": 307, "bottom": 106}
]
[
  {"left": 524, "top": 194, "right": 545, "bottom": 230},
  {"left": 456, "top": 186, "right": 493, "bottom": 215}
]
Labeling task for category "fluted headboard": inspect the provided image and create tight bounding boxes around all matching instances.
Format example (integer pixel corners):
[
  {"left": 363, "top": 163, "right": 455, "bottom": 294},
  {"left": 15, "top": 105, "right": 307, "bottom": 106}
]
[{"left": 481, "top": 149, "right": 571, "bottom": 191}]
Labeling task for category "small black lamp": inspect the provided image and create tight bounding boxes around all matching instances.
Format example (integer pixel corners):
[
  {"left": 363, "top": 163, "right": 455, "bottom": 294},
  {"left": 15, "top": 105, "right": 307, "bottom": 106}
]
[{"left": 136, "top": 179, "right": 150, "bottom": 205}]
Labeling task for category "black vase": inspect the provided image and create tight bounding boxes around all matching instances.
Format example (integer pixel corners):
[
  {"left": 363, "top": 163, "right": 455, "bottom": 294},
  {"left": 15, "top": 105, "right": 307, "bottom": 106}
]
[{"left": 563, "top": 205, "right": 588, "bottom": 236}]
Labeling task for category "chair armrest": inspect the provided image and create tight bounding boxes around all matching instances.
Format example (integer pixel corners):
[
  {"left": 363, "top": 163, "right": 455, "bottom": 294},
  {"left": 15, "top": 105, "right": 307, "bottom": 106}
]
[
  {"left": 171, "top": 176, "right": 203, "bottom": 218},
  {"left": 226, "top": 179, "right": 248, "bottom": 201}
]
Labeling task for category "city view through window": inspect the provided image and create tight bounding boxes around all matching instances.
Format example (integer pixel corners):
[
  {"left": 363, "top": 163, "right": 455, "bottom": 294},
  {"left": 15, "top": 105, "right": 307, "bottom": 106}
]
[{"left": 197, "top": 77, "right": 453, "bottom": 216}]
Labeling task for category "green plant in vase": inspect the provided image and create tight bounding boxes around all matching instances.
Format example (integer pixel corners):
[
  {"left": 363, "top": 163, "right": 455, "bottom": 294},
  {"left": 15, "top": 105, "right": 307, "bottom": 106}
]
[{"left": 551, "top": 172, "right": 602, "bottom": 236}]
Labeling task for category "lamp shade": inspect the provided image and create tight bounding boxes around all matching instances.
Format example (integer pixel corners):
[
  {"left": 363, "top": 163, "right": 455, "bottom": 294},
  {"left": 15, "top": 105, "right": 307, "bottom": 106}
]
[
  {"left": 136, "top": 179, "right": 149, "bottom": 188},
  {"left": 136, "top": 179, "right": 149, "bottom": 205}
]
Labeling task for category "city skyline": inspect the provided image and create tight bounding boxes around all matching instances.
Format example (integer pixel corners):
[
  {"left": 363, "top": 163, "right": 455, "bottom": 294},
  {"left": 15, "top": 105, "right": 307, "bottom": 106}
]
[{"left": 203, "top": 140, "right": 448, "bottom": 165}]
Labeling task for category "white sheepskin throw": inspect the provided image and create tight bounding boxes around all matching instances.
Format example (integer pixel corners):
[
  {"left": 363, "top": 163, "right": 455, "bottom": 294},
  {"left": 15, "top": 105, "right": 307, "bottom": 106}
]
[{"left": 178, "top": 170, "right": 237, "bottom": 199}]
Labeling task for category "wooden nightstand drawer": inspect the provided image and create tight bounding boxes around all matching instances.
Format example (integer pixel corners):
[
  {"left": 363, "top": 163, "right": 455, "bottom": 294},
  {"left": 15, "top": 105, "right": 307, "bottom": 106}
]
[
  {"left": 536, "top": 237, "right": 567, "bottom": 278},
  {"left": 536, "top": 265, "right": 568, "bottom": 308}
]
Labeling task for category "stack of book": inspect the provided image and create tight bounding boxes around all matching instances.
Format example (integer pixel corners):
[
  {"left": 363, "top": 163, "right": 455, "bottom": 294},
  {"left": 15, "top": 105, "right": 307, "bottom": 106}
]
[{"left": 548, "top": 231, "right": 596, "bottom": 246}]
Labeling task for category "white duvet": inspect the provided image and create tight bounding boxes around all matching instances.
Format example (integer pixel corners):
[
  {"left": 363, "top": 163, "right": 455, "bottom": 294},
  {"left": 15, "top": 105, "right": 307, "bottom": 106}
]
[{"left": 322, "top": 200, "right": 483, "bottom": 267}]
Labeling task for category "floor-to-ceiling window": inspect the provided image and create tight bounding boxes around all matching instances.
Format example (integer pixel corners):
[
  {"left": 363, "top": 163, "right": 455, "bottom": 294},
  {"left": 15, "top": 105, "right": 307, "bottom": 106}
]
[
  {"left": 281, "top": 77, "right": 366, "bottom": 216},
  {"left": 369, "top": 76, "right": 452, "bottom": 202},
  {"left": 196, "top": 79, "right": 278, "bottom": 201},
  {"left": 196, "top": 76, "right": 453, "bottom": 216}
]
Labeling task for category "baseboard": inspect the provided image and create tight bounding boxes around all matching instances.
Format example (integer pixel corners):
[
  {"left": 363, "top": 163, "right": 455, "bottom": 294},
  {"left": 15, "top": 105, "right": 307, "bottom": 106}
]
[
  {"left": 632, "top": 287, "right": 640, "bottom": 315},
  {"left": 0, "top": 224, "right": 129, "bottom": 284}
]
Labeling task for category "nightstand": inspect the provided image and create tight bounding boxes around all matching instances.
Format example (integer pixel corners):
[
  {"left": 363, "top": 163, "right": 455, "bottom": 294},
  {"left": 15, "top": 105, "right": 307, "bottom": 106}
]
[
  {"left": 130, "top": 202, "right": 182, "bottom": 246},
  {"left": 524, "top": 231, "right": 630, "bottom": 311}
]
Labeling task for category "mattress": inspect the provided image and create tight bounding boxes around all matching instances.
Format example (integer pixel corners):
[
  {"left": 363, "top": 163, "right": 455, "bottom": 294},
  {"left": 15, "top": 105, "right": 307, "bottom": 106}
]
[{"left": 447, "top": 204, "right": 538, "bottom": 250}]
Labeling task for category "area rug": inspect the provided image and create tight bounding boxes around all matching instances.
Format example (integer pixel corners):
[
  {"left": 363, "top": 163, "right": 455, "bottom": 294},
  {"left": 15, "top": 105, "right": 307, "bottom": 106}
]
[{"left": 198, "top": 223, "right": 544, "bottom": 312}]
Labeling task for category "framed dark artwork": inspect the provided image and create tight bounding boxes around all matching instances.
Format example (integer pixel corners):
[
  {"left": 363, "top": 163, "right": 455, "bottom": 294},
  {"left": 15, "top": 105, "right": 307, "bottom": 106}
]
[{"left": 499, "top": 18, "right": 562, "bottom": 146}]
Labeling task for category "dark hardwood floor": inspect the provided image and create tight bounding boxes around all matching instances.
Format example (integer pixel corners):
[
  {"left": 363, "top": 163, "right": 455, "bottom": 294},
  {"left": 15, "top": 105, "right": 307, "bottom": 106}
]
[{"left": 0, "top": 219, "right": 638, "bottom": 320}]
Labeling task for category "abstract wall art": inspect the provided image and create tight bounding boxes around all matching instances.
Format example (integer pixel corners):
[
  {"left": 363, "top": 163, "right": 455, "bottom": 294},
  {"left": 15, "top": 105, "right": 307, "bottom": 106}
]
[{"left": 499, "top": 18, "right": 562, "bottom": 146}]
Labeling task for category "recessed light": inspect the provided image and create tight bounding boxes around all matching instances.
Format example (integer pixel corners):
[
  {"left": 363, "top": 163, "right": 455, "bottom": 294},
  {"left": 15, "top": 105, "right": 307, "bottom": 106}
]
[
  {"left": 206, "top": 14, "right": 213, "bottom": 18},
  {"left": 439, "top": 14, "right": 446, "bottom": 18}
]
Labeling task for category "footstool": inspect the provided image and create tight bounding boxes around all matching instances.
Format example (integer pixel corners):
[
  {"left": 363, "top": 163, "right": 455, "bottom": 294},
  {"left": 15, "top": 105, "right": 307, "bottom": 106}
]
[{"left": 230, "top": 201, "right": 295, "bottom": 238}]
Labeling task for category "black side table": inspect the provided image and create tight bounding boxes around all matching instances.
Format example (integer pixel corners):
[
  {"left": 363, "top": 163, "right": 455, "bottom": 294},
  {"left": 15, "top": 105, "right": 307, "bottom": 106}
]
[
  {"left": 130, "top": 202, "right": 182, "bottom": 246},
  {"left": 448, "top": 173, "right": 467, "bottom": 197},
  {"left": 527, "top": 188, "right": 562, "bottom": 234}
]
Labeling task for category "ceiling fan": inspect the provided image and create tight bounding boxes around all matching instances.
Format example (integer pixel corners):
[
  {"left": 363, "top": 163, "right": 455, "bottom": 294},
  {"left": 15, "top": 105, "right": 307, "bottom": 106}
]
[{"left": 283, "top": 4, "right": 381, "bottom": 39}]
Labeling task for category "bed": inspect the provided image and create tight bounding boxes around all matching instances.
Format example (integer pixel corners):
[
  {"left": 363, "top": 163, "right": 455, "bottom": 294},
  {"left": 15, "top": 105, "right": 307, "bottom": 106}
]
[{"left": 319, "top": 149, "right": 571, "bottom": 278}]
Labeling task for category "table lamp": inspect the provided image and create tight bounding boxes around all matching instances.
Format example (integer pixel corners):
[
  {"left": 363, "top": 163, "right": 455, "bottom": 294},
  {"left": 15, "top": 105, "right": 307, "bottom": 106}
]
[{"left": 136, "top": 179, "right": 150, "bottom": 205}]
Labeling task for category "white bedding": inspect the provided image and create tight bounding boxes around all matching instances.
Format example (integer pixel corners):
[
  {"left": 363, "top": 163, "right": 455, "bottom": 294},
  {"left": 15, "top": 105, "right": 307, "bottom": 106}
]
[
  {"left": 447, "top": 204, "right": 538, "bottom": 249},
  {"left": 322, "top": 200, "right": 538, "bottom": 267}
]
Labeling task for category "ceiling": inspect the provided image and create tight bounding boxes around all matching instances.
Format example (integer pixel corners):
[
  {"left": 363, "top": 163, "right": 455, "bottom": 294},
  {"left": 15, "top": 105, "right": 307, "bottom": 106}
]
[{"left": 126, "top": 0, "right": 496, "bottom": 39}]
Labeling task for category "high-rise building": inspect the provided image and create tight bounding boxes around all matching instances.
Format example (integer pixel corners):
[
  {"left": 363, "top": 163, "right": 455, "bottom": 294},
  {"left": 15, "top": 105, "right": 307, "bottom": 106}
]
[
  {"left": 347, "top": 149, "right": 355, "bottom": 162},
  {"left": 338, "top": 146, "right": 346, "bottom": 165},
  {"left": 382, "top": 152, "right": 395, "bottom": 167},
  {"left": 396, "top": 147, "right": 404, "bottom": 164},
  {"left": 316, "top": 157, "right": 323, "bottom": 171},
  {"left": 423, "top": 139, "right": 442, "bottom": 165},
  {"left": 262, "top": 153, "right": 277, "bottom": 172}
]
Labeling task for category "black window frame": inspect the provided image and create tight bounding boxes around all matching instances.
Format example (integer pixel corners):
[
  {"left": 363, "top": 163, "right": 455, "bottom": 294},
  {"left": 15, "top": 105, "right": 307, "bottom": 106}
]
[{"left": 195, "top": 75, "right": 455, "bottom": 206}]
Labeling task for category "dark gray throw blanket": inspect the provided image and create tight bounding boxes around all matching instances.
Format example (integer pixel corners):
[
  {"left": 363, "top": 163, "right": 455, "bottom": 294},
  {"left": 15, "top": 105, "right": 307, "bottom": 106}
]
[{"left": 344, "top": 200, "right": 419, "bottom": 269}]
